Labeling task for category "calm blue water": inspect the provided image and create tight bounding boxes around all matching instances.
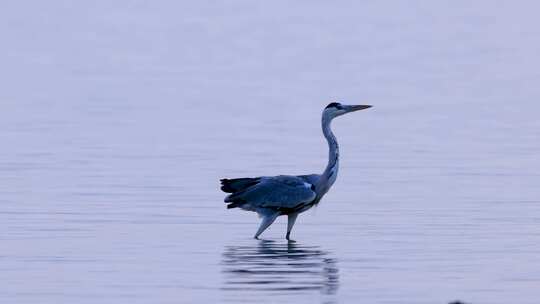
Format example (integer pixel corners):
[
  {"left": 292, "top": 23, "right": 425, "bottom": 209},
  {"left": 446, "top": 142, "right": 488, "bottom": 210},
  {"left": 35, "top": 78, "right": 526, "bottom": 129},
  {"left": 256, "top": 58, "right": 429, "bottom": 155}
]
[{"left": 1, "top": 1, "right": 540, "bottom": 303}]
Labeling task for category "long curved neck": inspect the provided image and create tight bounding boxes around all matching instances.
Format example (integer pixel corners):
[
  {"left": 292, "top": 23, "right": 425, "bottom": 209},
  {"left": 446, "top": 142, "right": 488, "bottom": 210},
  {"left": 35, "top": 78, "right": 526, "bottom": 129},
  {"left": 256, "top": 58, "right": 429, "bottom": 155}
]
[{"left": 317, "top": 114, "right": 339, "bottom": 192}]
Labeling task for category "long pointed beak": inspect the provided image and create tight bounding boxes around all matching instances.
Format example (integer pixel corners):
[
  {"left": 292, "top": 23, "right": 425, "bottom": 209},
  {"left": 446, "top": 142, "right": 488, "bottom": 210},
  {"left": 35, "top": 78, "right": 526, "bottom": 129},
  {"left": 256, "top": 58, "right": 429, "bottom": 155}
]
[{"left": 345, "top": 104, "right": 372, "bottom": 112}]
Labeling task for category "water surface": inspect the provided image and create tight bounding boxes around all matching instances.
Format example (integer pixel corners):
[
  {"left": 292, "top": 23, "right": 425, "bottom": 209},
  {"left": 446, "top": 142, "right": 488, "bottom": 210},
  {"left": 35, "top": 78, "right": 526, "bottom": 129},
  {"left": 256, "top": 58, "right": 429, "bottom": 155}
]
[{"left": 1, "top": 1, "right": 540, "bottom": 303}]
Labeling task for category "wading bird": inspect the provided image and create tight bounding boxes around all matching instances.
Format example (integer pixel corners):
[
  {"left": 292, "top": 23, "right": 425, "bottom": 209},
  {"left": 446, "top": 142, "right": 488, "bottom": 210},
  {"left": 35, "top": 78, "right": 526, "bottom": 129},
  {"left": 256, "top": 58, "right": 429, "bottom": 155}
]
[{"left": 220, "top": 102, "right": 372, "bottom": 240}]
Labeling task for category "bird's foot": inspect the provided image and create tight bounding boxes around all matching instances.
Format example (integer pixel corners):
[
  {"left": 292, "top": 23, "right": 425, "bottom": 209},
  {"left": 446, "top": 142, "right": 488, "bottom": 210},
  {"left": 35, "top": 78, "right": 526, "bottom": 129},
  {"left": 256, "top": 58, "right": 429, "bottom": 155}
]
[
  {"left": 254, "top": 236, "right": 260, "bottom": 240},
  {"left": 285, "top": 234, "right": 296, "bottom": 242}
]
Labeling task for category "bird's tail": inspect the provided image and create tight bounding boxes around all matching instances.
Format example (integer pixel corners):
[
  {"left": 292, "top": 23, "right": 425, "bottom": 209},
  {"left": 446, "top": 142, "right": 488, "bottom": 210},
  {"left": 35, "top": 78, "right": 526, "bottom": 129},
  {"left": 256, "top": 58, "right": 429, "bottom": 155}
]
[
  {"left": 220, "top": 177, "right": 260, "bottom": 193},
  {"left": 220, "top": 177, "right": 261, "bottom": 209},
  {"left": 226, "top": 202, "right": 241, "bottom": 209}
]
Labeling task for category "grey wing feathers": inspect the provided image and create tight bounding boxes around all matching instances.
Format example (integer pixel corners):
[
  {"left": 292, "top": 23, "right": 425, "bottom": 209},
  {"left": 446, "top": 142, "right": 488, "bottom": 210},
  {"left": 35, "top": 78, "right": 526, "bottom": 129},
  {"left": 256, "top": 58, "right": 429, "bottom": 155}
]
[
  {"left": 298, "top": 174, "right": 320, "bottom": 186},
  {"left": 223, "top": 175, "right": 316, "bottom": 211}
]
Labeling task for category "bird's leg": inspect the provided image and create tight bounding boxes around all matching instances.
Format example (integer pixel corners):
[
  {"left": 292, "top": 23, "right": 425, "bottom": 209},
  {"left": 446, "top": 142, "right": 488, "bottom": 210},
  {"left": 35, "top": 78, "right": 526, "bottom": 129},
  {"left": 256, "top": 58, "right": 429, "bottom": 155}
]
[
  {"left": 254, "top": 213, "right": 279, "bottom": 239},
  {"left": 286, "top": 213, "right": 299, "bottom": 242}
]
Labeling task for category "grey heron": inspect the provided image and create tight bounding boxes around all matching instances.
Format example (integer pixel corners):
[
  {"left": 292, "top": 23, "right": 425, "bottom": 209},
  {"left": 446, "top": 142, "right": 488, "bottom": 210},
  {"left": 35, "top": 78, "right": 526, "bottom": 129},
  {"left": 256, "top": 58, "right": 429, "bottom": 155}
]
[{"left": 220, "top": 102, "right": 372, "bottom": 240}]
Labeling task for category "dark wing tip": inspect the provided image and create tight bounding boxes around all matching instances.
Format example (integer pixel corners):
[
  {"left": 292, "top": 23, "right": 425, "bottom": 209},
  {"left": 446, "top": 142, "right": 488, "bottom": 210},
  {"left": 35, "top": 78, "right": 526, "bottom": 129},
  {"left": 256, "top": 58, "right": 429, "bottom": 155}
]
[
  {"left": 220, "top": 178, "right": 232, "bottom": 193},
  {"left": 226, "top": 203, "right": 239, "bottom": 209}
]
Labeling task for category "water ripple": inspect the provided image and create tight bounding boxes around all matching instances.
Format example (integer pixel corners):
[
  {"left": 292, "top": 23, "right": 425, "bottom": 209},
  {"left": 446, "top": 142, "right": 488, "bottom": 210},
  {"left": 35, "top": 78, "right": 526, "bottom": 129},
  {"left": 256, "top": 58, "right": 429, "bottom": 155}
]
[{"left": 221, "top": 240, "right": 339, "bottom": 297}]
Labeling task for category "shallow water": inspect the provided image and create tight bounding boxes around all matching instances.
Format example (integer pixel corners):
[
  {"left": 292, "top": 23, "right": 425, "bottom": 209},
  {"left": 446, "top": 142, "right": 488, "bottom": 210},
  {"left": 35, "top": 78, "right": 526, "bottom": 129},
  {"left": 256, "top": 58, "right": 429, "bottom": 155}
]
[{"left": 1, "top": 1, "right": 540, "bottom": 303}]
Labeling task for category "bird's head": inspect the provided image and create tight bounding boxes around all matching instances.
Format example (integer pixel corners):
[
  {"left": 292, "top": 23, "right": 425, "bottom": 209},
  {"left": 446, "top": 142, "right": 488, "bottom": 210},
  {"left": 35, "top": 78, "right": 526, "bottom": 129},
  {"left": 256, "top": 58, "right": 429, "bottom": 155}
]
[{"left": 323, "top": 102, "right": 372, "bottom": 118}]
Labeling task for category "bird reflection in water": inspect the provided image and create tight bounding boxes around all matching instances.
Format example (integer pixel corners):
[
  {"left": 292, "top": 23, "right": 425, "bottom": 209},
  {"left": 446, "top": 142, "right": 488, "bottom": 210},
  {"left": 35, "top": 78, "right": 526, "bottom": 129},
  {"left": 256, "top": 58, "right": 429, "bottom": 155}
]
[{"left": 222, "top": 240, "right": 339, "bottom": 296}]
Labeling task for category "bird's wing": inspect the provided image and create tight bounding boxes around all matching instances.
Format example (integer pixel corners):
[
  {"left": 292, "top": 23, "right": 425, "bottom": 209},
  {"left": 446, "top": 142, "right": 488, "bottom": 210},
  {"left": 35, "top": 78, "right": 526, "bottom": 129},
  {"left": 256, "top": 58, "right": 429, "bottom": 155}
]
[{"left": 225, "top": 175, "right": 316, "bottom": 211}]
